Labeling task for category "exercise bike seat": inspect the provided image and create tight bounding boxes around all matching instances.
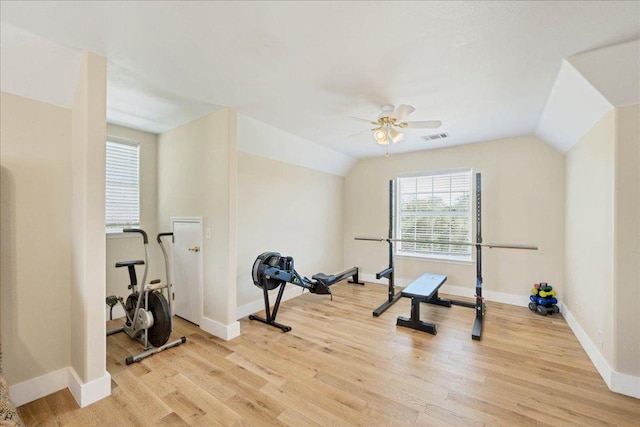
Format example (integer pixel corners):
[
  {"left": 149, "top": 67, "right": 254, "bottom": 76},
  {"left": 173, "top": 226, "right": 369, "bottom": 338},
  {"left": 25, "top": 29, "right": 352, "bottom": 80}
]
[
  {"left": 115, "top": 260, "right": 145, "bottom": 268},
  {"left": 312, "top": 273, "right": 335, "bottom": 285}
]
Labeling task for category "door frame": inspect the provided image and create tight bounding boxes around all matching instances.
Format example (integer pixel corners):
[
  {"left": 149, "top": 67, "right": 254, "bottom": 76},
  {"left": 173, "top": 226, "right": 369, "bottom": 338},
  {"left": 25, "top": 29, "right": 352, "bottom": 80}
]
[{"left": 170, "top": 216, "right": 204, "bottom": 325}]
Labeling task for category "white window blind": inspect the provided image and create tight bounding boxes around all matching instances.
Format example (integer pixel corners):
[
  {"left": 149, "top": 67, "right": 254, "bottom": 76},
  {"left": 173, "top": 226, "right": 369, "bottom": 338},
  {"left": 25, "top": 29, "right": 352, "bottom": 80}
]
[
  {"left": 106, "top": 140, "right": 140, "bottom": 233},
  {"left": 397, "top": 170, "right": 472, "bottom": 260}
]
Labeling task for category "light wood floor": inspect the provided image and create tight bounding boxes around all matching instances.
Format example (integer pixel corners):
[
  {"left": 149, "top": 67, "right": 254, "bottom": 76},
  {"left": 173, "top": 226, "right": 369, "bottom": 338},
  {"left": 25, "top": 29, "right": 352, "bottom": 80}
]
[{"left": 18, "top": 282, "right": 640, "bottom": 426}]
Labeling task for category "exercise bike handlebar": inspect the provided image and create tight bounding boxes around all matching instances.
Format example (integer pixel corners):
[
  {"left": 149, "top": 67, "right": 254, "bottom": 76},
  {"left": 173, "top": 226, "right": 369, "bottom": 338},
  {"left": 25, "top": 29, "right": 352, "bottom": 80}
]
[
  {"left": 123, "top": 228, "right": 149, "bottom": 244},
  {"left": 157, "top": 232, "right": 173, "bottom": 243},
  {"left": 156, "top": 233, "right": 174, "bottom": 320}
]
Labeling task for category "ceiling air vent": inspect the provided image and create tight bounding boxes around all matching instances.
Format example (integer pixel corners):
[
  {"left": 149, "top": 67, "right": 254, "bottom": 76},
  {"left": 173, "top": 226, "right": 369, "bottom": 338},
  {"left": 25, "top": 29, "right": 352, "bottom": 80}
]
[{"left": 421, "top": 133, "right": 449, "bottom": 141}]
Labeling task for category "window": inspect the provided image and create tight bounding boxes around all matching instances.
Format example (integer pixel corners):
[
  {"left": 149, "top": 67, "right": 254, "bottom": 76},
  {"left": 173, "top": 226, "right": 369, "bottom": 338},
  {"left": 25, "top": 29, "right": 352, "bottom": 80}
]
[
  {"left": 106, "top": 139, "right": 140, "bottom": 233},
  {"left": 397, "top": 169, "right": 472, "bottom": 261}
]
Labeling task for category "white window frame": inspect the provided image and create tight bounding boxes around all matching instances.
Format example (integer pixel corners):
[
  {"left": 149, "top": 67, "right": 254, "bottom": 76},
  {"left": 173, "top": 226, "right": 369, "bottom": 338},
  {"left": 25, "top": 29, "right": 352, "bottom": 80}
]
[
  {"left": 396, "top": 168, "right": 473, "bottom": 262},
  {"left": 105, "top": 137, "right": 140, "bottom": 235}
]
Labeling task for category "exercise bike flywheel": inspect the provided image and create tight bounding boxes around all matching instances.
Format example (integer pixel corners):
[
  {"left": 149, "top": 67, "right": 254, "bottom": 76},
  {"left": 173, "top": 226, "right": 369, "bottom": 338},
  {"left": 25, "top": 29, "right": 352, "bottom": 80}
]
[{"left": 125, "top": 292, "right": 172, "bottom": 347}]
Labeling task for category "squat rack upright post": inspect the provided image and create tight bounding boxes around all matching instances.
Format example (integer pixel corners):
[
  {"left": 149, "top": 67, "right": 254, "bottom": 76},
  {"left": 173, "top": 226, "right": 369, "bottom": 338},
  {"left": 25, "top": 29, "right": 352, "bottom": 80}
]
[
  {"left": 470, "top": 173, "right": 485, "bottom": 339},
  {"left": 372, "top": 180, "right": 403, "bottom": 317}
]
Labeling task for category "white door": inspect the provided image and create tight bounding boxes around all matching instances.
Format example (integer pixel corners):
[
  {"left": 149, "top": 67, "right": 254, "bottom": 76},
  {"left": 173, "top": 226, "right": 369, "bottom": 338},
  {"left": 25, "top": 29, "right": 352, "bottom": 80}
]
[{"left": 171, "top": 218, "right": 203, "bottom": 325}]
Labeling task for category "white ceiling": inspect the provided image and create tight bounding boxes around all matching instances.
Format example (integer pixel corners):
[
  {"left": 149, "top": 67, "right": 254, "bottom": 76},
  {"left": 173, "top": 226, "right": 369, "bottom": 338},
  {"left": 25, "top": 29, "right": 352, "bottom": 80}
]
[{"left": 1, "top": 1, "right": 639, "bottom": 159}]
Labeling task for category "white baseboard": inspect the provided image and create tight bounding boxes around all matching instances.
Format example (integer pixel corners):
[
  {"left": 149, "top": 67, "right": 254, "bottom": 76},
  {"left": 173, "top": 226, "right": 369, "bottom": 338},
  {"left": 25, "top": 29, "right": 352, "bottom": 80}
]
[
  {"left": 200, "top": 316, "right": 241, "bottom": 341},
  {"left": 236, "top": 287, "right": 305, "bottom": 320},
  {"left": 611, "top": 372, "right": 640, "bottom": 399},
  {"left": 562, "top": 305, "right": 613, "bottom": 387},
  {"left": 68, "top": 368, "right": 111, "bottom": 408},
  {"left": 9, "top": 367, "right": 111, "bottom": 408},
  {"left": 9, "top": 367, "right": 68, "bottom": 407},
  {"left": 562, "top": 305, "right": 640, "bottom": 399}
]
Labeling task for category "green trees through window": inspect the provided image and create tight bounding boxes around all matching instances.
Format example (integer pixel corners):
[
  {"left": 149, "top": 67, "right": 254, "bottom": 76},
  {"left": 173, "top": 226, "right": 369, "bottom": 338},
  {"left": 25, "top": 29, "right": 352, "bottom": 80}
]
[{"left": 397, "top": 170, "right": 472, "bottom": 260}]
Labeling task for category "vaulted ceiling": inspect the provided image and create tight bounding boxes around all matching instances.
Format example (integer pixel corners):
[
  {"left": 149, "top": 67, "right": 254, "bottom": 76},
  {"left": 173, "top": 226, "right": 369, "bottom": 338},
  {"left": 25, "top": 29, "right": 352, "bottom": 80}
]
[{"left": 1, "top": 1, "right": 638, "bottom": 159}]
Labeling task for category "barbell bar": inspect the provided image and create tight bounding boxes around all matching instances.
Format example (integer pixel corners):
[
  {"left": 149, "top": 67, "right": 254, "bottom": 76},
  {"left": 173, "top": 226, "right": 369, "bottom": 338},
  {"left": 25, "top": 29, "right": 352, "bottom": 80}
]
[{"left": 354, "top": 237, "right": 538, "bottom": 251}]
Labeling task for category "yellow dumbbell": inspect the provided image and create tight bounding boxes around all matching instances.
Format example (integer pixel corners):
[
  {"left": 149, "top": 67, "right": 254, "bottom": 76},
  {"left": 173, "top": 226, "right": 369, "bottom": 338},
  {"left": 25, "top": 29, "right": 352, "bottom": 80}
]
[{"left": 539, "top": 289, "right": 556, "bottom": 298}]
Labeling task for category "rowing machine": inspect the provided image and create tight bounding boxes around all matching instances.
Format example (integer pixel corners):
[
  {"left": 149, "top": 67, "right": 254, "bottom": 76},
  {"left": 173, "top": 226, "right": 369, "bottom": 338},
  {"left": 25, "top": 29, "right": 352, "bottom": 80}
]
[{"left": 249, "top": 252, "right": 363, "bottom": 332}]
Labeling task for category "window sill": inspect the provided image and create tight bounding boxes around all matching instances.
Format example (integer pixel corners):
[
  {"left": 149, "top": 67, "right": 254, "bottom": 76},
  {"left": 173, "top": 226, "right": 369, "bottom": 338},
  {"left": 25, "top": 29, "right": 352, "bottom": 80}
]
[
  {"left": 106, "top": 231, "right": 140, "bottom": 240},
  {"left": 395, "top": 254, "right": 474, "bottom": 266}
]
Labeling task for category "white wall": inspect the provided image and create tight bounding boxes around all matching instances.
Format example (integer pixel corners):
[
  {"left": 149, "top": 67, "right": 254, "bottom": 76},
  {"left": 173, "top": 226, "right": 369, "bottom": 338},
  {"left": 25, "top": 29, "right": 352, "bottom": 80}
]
[
  {"left": 0, "top": 91, "right": 72, "bottom": 385},
  {"left": 564, "top": 110, "right": 616, "bottom": 365},
  {"left": 105, "top": 124, "right": 161, "bottom": 301},
  {"left": 157, "top": 109, "right": 238, "bottom": 336},
  {"left": 236, "top": 152, "right": 345, "bottom": 314},
  {"left": 344, "top": 136, "right": 565, "bottom": 303}
]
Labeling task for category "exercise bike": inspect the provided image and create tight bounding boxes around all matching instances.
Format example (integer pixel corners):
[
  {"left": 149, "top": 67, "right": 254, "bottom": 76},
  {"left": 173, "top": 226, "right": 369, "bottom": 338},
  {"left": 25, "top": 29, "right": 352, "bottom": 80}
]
[{"left": 106, "top": 229, "right": 186, "bottom": 365}]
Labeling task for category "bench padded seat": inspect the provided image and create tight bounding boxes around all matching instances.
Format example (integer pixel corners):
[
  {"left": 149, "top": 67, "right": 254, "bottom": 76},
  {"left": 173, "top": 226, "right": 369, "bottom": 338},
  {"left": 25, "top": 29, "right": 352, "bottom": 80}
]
[
  {"left": 401, "top": 274, "right": 447, "bottom": 300},
  {"left": 397, "top": 273, "right": 448, "bottom": 335}
]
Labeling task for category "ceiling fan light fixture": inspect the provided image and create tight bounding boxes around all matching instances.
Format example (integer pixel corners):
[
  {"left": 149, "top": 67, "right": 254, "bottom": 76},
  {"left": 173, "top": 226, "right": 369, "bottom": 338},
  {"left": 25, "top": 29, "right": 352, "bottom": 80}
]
[
  {"left": 388, "top": 127, "right": 403, "bottom": 143},
  {"left": 358, "top": 104, "right": 441, "bottom": 151},
  {"left": 374, "top": 129, "right": 389, "bottom": 145}
]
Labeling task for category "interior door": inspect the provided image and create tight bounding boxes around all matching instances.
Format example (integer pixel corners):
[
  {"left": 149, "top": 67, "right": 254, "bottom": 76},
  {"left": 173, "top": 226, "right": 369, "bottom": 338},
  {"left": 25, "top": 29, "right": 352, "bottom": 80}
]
[{"left": 171, "top": 218, "right": 203, "bottom": 325}]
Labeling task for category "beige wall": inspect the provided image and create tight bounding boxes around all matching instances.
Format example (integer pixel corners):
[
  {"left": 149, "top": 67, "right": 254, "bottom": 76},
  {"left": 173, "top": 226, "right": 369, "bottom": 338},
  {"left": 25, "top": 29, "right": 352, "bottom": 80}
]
[
  {"left": 1, "top": 52, "right": 109, "bottom": 406},
  {"left": 70, "top": 52, "right": 107, "bottom": 382},
  {"left": 564, "top": 110, "right": 616, "bottom": 365},
  {"left": 105, "top": 124, "right": 161, "bottom": 299},
  {"left": 0, "top": 92, "right": 72, "bottom": 385},
  {"left": 345, "top": 136, "right": 564, "bottom": 300},
  {"left": 157, "top": 109, "right": 237, "bottom": 327},
  {"left": 614, "top": 104, "right": 640, "bottom": 376},
  {"left": 236, "top": 152, "right": 345, "bottom": 308}
]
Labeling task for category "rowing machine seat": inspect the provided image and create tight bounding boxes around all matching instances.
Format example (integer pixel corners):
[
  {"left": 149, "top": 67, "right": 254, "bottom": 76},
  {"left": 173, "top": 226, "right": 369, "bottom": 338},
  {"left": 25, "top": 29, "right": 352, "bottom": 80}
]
[{"left": 311, "top": 273, "right": 335, "bottom": 285}]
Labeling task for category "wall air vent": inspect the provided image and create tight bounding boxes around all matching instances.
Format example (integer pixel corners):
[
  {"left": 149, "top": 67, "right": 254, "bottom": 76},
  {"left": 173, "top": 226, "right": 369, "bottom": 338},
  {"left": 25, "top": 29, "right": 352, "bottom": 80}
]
[{"left": 421, "top": 133, "right": 449, "bottom": 141}]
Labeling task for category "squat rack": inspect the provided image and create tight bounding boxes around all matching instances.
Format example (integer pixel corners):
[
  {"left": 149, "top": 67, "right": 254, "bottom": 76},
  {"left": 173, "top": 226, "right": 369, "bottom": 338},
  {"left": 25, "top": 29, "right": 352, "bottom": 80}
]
[{"left": 355, "top": 173, "right": 537, "bottom": 340}]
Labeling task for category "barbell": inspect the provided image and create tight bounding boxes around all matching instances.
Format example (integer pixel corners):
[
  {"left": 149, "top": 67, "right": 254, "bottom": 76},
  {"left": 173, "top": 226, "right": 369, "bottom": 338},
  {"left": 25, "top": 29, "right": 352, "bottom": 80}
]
[{"left": 354, "top": 237, "right": 538, "bottom": 251}]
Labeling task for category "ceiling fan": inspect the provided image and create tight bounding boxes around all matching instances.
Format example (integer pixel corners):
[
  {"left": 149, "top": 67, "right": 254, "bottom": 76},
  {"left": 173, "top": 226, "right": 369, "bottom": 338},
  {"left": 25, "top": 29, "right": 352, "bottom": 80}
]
[{"left": 355, "top": 104, "right": 442, "bottom": 145}]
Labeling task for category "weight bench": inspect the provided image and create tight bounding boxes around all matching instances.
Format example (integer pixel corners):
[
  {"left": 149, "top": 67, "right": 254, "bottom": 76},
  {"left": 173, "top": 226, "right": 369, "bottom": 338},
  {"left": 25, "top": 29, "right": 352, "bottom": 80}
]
[{"left": 396, "top": 273, "right": 449, "bottom": 335}]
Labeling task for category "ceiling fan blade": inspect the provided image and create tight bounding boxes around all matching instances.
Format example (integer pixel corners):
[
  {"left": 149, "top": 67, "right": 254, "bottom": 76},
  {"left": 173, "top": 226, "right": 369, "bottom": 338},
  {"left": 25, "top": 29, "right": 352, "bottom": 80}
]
[
  {"left": 390, "top": 104, "right": 415, "bottom": 121},
  {"left": 402, "top": 120, "right": 442, "bottom": 129},
  {"left": 348, "top": 128, "right": 374, "bottom": 138},
  {"left": 349, "top": 116, "right": 377, "bottom": 125}
]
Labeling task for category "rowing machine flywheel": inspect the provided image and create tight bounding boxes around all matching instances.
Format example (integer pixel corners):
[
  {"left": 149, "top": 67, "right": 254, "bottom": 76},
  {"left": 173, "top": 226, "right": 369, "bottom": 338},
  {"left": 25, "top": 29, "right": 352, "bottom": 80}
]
[{"left": 252, "top": 252, "right": 285, "bottom": 290}]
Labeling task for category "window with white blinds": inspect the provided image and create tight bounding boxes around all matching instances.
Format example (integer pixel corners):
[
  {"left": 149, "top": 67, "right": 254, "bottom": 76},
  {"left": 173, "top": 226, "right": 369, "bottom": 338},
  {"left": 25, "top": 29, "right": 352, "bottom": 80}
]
[
  {"left": 106, "top": 140, "right": 140, "bottom": 233},
  {"left": 397, "top": 170, "right": 472, "bottom": 261}
]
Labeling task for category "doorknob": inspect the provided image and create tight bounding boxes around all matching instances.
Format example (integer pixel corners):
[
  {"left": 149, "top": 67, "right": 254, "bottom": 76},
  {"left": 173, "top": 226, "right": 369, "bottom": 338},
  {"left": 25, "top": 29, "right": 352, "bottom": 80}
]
[{"left": 188, "top": 246, "right": 200, "bottom": 252}]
